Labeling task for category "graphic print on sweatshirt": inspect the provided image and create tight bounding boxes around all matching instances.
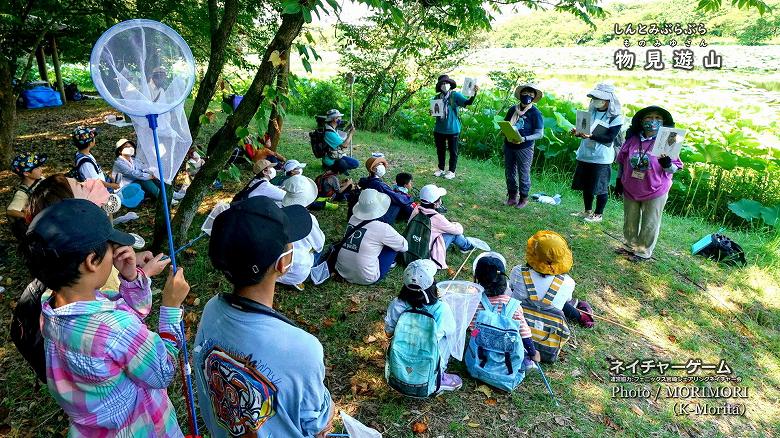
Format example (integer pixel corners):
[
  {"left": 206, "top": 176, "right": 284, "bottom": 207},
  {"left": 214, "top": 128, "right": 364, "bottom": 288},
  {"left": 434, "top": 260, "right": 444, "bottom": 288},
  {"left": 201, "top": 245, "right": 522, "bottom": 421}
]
[
  {"left": 342, "top": 226, "right": 367, "bottom": 253},
  {"left": 204, "top": 346, "right": 280, "bottom": 436}
]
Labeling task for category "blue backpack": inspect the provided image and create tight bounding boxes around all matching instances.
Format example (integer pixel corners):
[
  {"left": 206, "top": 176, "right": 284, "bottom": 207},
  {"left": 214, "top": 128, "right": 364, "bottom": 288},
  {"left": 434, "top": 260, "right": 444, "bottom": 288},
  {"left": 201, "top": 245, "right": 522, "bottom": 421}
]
[
  {"left": 465, "top": 295, "right": 526, "bottom": 392},
  {"left": 385, "top": 306, "right": 441, "bottom": 398}
]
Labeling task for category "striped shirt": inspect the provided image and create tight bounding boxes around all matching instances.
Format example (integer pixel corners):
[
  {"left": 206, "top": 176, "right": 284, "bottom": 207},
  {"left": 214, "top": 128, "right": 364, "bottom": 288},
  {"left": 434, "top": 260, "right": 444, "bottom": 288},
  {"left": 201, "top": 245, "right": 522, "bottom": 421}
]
[
  {"left": 40, "top": 270, "right": 184, "bottom": 437},
  {"left": 469, "top": 292, "right": 532, "bottom": 339}
]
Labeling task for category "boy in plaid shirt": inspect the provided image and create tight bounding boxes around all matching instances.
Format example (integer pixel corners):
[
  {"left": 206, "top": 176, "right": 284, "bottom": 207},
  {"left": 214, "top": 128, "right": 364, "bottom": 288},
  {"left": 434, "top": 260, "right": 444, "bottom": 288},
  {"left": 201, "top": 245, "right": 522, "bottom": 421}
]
[{"left": 25, "top": 198, "right": 190, "bottom": 437}]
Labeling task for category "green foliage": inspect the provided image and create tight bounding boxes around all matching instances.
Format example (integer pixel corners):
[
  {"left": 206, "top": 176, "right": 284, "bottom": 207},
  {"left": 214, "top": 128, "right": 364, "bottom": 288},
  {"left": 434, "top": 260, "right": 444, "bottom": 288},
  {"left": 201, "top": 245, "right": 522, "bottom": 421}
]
[
  {"left": 729, "top": 199, "right": 780, "bottom": 228},
  {"left": 737, "top": 14, "right": 780, "bottom": 44},
  {"left": 294, "top": 78, "right": 348, "bottom": 116}
]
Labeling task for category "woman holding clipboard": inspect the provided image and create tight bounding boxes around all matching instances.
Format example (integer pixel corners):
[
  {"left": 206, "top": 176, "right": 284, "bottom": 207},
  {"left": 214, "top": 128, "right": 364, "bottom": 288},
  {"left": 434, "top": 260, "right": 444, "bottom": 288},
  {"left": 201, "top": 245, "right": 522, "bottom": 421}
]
[
  {"left": 570, "top": 83, "right": 624, "bottom": 223},
  {"left": 614, "top": 106, "right": 683, "bottom": 262},
  {"left": 500, "top": 84, "right": 544, "bottom": 209}
]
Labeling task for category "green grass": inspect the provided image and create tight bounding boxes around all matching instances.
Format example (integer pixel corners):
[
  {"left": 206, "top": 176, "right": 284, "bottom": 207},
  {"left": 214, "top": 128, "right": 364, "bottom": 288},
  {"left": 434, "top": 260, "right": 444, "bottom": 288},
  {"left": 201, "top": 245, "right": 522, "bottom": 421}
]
[{"left": 1, "top": 107, "right": 779, "bottom": 437}]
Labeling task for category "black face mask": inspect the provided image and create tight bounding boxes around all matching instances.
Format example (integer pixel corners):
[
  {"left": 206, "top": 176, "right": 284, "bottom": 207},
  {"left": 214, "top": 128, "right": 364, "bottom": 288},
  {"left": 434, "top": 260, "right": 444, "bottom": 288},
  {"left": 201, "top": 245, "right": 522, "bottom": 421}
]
[
  {"left": 337, "top": 120, "right": 347, "bottom": 129},
  {"left": 520, "top": 95, "right": 533, "bottom": 105}
]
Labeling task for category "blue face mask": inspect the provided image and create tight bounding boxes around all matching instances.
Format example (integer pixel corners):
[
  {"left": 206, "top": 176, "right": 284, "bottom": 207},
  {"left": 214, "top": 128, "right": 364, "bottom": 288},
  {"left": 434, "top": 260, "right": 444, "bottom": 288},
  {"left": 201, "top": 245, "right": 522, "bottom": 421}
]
[
  {"left": 520, "top": 95, "right": 533, "bottom": 105},
  {"left": 643, "top": 120, "right": 662, "bottom": 132}
]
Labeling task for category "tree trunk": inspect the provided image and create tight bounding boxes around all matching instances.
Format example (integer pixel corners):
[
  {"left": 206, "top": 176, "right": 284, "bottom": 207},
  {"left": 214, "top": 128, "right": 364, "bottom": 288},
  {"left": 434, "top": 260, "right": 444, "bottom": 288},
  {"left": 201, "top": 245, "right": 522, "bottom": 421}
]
[
  {"left": 49, "top": 35, "right": 66, "bottom": 104},
  {"left": 266, "top": 60, "right": 290, "bottom": 151},
  {"left": 380, "top": 86, "right": 420, "bottom": 129},
  {"left": 170, "top": 11, "right": 305, "bottom": 243},
  {"left": 0, "top": 59, "right": 17, "bottom": 166},
  {"left": 187, "top": 0, "right": 240, "bottom": 141},
  {"left": 35, "top": 44, "right": 48, "bottom": 83},
  {"left": 354, "top": 47, "right": 403, "bottom": 129}
]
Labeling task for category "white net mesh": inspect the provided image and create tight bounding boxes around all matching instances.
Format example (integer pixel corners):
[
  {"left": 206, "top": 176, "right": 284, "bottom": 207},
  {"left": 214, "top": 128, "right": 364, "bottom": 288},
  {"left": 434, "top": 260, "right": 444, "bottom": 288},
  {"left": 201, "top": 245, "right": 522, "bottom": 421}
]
[
  {"left": 341, "top": 411, "right": 382, "bottom": 438},
  {"left": 90, "top": 20, "right": 195, "bottom": 183},
  {"left": 438, "top": 280, "right": 484, "bottom": 362}
]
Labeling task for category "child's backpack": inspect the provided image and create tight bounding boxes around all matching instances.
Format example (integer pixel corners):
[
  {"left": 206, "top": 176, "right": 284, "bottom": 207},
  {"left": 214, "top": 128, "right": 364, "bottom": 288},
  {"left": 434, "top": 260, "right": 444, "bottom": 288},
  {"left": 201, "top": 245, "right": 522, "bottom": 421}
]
[
  {"left": 231, "top": 177, "right": 266, "bottom": 204},
  {"left": 310, "top": 116, "right": 329, "bottom": 158},
  {"left": 465, "top": 295, "right": 526, "bottom": 391},
  {"left": 400, "top": 212, "right": 437, "bottom": 267},
  {"left": 315, "top": 171, "right": 338, "bottom": 198},
  {"left": 517, "top": 267, "right": 571, "bottom": 363},
  {"left": 67, "top": 152, "right": 99, "bottom": 182},
  {"left": 9, "top": 280, "right": 47, "bottom": 383},
  {"left": 385, "top": 306, "right": 441, "bottom": 398}
]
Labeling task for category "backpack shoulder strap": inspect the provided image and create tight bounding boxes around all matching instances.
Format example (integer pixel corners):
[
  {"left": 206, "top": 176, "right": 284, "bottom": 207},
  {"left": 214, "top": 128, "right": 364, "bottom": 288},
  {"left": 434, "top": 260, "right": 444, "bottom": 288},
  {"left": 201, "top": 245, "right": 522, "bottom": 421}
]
[
  {"left": 339, "top": 219, "right": 374, "bottom": 247},
  {"left": 540, "top": 275, "right": 566, "bottom": 306},
  {"left": 479, "top": 294, "right": 495, "bottom": 313},
  {"left": 520, "top": 267, "right": 540, "bottom": 302},
  {"left": 502, "top": 297, "right": 521, "bottom": 318}
]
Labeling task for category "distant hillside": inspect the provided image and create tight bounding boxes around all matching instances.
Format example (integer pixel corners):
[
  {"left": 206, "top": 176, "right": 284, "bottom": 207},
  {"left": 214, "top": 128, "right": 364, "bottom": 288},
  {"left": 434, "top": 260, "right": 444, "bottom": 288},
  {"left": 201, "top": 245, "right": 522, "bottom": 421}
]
[{"left": 488, "top": 0, "right": 780, "bottom": 47}]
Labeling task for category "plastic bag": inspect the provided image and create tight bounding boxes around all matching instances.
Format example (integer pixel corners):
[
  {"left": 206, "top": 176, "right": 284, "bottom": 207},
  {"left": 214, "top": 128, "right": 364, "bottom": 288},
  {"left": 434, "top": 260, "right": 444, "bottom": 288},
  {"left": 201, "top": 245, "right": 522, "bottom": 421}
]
[{"left": 341, "top": 411, "right": 382, "bottom": 438}]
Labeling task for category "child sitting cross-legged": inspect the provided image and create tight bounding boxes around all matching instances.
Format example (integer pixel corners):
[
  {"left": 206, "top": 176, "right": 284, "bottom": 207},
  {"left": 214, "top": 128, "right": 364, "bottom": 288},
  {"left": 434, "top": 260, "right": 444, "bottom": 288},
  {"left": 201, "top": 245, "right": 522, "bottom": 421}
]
[
  {"left": 24, "top": 198, "right": 190, "bottom": 437},
  {"left": 385, "top": 259, "right": 462, "bottom": 397}
]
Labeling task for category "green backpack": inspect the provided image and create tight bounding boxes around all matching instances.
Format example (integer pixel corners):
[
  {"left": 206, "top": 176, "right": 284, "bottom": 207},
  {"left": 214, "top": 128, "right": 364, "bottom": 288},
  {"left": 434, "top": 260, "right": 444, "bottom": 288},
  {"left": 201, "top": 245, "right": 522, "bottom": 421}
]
[{"left": 400, "top": 212, "right": 439, "bottom": 268}]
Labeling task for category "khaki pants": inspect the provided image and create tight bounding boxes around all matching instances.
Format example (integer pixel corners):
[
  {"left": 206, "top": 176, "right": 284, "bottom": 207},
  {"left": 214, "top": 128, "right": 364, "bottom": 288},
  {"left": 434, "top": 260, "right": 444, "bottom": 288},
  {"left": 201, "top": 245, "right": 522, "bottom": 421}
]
[{"left": 623, "top": 193, "right": 668, "bottom": 259}]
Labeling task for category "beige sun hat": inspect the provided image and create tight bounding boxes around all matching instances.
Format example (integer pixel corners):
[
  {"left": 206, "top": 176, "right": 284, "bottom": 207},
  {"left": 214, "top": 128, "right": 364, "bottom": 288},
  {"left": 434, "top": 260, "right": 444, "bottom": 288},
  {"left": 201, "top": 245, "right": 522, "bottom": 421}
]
[
  {"left": 253, "top": 159, "right": 274, "bottom": 174},
  {"left": 514, "top": 83, "right": 544, "bottom": 103},
  {"left": 281, "top": 175, "right": 318, "bottom": 207},
  {"left": 352, "top": 188, "right": 391, "bottom": 221}
]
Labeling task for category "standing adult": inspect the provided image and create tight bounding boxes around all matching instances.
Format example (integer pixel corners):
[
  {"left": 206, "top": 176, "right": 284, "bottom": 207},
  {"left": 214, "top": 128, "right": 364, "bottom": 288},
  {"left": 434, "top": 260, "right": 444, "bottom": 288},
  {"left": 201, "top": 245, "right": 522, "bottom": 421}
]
[
  {"left": 336, "top": 189, "right": 408, "bottom": 285},
  {"left": 615, "top": 106, "right": 683, "bottom": 262},
  {"left": 502, "top": 84, "right": 544, "bottom": 208},
  {"left": 322, "top": 109, "right": 359, "bottom": 174},
  {"left": 432, "top": 75, "right": 477, "bottom": 180},
  {"left": 570, "top": 83, "right": 623, "bottom": 223}
]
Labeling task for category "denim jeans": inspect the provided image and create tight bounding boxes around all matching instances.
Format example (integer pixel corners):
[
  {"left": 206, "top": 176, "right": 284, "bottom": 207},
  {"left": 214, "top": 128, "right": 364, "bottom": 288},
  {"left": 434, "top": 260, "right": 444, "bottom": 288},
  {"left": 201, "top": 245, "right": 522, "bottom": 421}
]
[
  {"left": 334, "top": 156, "right": 359, "bottom": 173},
  {"left": 377, "top": 247, "right": 398, "bottom": 281},
  {"left": 443, "top": 233, "right": 472, "bottom": 251}
]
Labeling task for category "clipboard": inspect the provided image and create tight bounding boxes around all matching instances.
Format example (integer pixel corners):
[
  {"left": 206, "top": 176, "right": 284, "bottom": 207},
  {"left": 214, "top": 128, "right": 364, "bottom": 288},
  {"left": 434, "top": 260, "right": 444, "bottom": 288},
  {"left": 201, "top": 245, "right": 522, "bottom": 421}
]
[{"left": 498, "top": 121, "right": 522, "bottom": 143}]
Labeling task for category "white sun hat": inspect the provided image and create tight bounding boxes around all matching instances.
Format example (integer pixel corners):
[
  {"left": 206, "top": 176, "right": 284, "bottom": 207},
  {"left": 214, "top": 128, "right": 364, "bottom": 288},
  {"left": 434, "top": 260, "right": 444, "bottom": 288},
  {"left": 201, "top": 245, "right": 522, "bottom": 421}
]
[
  {"left": 419, "top": 184, "right": 447, "bottom": 203},
  {"left": 352, "top": 188, "right": 391, "bottom": 221},
  {"left": 281, "top": 175, "right": 318, "bottom": 207}
]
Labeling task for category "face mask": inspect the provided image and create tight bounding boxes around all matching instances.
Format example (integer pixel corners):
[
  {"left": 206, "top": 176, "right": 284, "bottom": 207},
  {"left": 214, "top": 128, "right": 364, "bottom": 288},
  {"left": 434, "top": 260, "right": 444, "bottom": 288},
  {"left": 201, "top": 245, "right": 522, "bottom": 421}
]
[
  {"left": 82, "top": 179, "right": 110, "bottom": 207},
  {"left": 591, "top": 99, "right": 608, "bottom": 110},
  {"left": 266, "top": 167, "right": 277, "bottom": 180},
  {"left": 121, "top": 147, "right": 135, "bottom": 157},
  {"left": 643, "top": 120, "right": 662, "bottom": 132},
  {"left": 374, "top": 164, "right": 386, "bottom": 177},
  {"left": 520, "top": 95, "right": 533, "bottom": 105},
  {"left": 337, "top": 119, "right": 347, "bottom": 129},
  {"left": 440, "top": 83, "right": 450, "bottom": 93},
  {"left": 276, "top": 248, "right": 294, "bottom": 274}
]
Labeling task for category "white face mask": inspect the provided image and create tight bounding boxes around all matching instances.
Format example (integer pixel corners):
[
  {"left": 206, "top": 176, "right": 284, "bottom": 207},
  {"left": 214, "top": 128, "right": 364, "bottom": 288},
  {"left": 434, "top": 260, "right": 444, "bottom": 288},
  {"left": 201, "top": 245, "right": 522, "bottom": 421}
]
[
  {"left": 440, "top": 83, "right": 450, "bottom": 93},
  {"left": 121, "top": 147, "right": 135, "bottom": 157},
  {"left": 276, "top": 248, "right": 294, "bottom": 273},
  {"left": 266, "top": 167, "right": 277, "bottom": 180},
  {"left": 591, "top": 98, "right": 608, "bottom": 110},
  {"left": 374, "top": 164, "right": 386, "bottom": 177}
]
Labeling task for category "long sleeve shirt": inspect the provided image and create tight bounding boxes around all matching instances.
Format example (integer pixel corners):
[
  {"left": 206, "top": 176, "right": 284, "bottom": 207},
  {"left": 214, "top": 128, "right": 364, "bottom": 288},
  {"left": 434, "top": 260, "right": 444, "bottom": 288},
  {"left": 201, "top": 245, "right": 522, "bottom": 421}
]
[
  {"left": 359, "top": 176, "right": 414, "bottom": 217},
  {"left": 408, "top": 205, "right": 464, "bottom": 269},
  {"left": 616, "top": 134, "right": 683, "bottom": 202},
  {"left": 40, "top": 270, "right": 183, "bottom": 437},
  {"left": 503, "top": 105, "right": 544, "bottom": 149},
  {"left": 112, "top": 157, "right": 155, "bottom": 188}
]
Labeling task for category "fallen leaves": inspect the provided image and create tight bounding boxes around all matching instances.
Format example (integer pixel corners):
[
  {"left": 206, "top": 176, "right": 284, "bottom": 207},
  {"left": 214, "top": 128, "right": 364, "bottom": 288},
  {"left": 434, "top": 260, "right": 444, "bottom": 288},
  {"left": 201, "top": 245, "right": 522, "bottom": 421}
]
[
  {"left": 603, "top": 416, "right": 620, "bottom": 430},
  {"left": 475, "top": 385, "right": 493, "bottom": 398},
  {"left": 484, "top": 397, "right": 497, "bottom": 406},
  {"left": 323, "top": 317, "right": 335, "bottom": 328},
  {"left": 411, "top": 420, "right": 428, "bottom": 434},
  {"left": 667, "top": 335, "right": 677, "bottom": 344}
]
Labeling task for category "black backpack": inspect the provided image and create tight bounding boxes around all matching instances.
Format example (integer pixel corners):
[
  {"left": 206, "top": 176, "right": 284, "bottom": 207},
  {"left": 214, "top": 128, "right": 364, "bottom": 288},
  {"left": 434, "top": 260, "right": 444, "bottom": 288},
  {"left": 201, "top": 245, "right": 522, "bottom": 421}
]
[
  {"left": 231, "top": 177, "right": 266, "bottom": 204},
  {"left": 10, "top": 279, "right": 47, "bottom": 383},
  {"left": 65, "top": 83, "right": 83, "bottom": 102},
  {"left": 400, "top": 212, "right": 437, "bottom": 267},
  {"left": 310, "top": 115, "right": 329, "bottom": 159},
  {"left": 67, "top": 153, "right": 99, "bottom": 182},
  {"left": 697, "top": 233, "right": 747, "bottom": 267}
]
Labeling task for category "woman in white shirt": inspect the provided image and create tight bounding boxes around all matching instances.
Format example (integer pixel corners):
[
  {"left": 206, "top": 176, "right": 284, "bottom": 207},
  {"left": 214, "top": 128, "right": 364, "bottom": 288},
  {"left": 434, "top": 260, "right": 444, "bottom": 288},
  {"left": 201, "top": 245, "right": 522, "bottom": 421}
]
[{"left": 278, "top": 175, "right": 325, "bottom": 290}]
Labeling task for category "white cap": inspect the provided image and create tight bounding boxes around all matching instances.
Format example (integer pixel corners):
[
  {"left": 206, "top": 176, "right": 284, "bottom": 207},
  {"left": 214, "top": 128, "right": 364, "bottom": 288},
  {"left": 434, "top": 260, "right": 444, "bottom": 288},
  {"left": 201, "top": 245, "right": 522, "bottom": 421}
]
[
  {"left": 325, "top": 109, "right": 344, "bottom": 121},
  {"left": 283, "top": 160, "right": 306, "bottom": 173},
  {"left": 403, "top": 259, "right": 437, "bottom": 291},
  {"left": 419, "top": 184, "right": 447, "bottom": 203}
]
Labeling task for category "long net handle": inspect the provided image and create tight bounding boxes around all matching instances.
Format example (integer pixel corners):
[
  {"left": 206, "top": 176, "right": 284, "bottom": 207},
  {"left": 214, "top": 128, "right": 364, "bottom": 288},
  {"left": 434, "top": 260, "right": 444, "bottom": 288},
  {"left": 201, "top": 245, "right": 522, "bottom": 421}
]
[{"left": 147, "top": 114, "right": 200, "bottom": 437}]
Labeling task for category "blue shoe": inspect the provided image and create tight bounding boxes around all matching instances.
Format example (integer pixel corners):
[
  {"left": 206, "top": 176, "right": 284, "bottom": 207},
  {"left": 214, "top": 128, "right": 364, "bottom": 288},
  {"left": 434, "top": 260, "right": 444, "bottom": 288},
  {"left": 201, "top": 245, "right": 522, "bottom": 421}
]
[{"left": 212, "top": 180, "right": 223, "bottom": 190}]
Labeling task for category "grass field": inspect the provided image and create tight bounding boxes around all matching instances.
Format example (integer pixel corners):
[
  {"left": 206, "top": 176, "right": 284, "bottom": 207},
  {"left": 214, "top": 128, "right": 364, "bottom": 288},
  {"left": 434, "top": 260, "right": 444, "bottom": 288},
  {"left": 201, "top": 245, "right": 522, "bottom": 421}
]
[{"left": 0, "top": 103, "right": 779, "bottom": 437}]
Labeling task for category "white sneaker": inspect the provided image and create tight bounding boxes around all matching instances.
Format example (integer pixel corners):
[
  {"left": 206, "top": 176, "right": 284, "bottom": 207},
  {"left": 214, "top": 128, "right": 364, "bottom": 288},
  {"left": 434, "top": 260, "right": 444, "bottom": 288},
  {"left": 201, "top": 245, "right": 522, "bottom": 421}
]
[
  {"left": 584, "top": 214, "right": 603, "bottom": 223},
  {"left": 433, "top": 169, "right": 445, "bottom": 177},
  {"left": 444, "top": 171, "right": 456, "bottom": 180}
]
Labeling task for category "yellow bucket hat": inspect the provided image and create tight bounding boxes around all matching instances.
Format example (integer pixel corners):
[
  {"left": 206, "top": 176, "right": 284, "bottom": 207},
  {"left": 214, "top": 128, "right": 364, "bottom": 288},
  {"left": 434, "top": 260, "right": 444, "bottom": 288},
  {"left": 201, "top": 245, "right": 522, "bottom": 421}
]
[{"left": 525, "top": 230, "right": 573, "bottom": 275}]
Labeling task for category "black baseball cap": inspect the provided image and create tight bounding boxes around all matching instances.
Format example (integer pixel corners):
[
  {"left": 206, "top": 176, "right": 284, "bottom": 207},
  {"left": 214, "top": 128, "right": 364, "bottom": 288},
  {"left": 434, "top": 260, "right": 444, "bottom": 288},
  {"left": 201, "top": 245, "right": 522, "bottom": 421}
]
[
  {"left": 27, "top": 198, "right": 135, "bottom": 255},
  {"left": 209, "top": 196, "right": 312, "bottom": 287}
]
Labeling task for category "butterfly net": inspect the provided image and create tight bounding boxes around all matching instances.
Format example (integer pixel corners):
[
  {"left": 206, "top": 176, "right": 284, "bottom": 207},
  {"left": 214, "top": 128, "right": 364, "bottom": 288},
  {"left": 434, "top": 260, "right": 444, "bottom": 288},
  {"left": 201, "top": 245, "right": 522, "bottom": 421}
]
[{"left": 90, "top": 19, "right": 195, "bottom": 183}]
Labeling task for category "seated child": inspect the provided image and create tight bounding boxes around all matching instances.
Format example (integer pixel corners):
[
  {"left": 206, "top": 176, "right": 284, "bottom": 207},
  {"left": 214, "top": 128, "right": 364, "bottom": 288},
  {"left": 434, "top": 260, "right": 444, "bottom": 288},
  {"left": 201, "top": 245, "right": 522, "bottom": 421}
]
[
  {"left": 392, "top": 172, "right": 414, "bottom": 201},
  {"left": 7, "top": 152, "right": 46, "bottom": 239},
  {"left": 315, "top": 169, "right": 353, "bottom": 202},
  {"left": 409, "top": 184, "right": 475, "bottom": 269},
  {"left": 509, "top": 230, "right": 594, "bottom": 328},
  {"left": 471, "top": 252, "right": 539, "bottom": 363},
  {"left": 194, "top": 196, "right": 334, "bottom": 437},
  {"left": 385, "top": 259, "right": 462, "bottom": 394},
  {"left": 72, "top": 126, "right": 119, "bottom": 191},
  {"left": 24, "top": 198, "right": 189, "bottom": 437}
]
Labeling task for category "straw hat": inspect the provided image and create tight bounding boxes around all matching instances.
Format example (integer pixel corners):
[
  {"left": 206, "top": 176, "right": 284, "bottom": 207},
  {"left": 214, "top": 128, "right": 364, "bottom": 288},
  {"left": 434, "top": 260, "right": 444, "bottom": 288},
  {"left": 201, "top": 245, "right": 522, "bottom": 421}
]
[
  {"left": 525, "top": 230, "right": 573, "bottom": 275},
  {"left": 253, "top": 159, "right": 274, "bottom": 174},
  {"left": 365, "top": 156, "right": 389, "bottom": 174},
  {"left": 281, "top": 175, "right": 318, "bottom": 207},
  {"left": 352, "top": 188, "right": 391, "bottom": 221},
  {"left": 514, "top": 83, "right": 544, "bottom": 103}
]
